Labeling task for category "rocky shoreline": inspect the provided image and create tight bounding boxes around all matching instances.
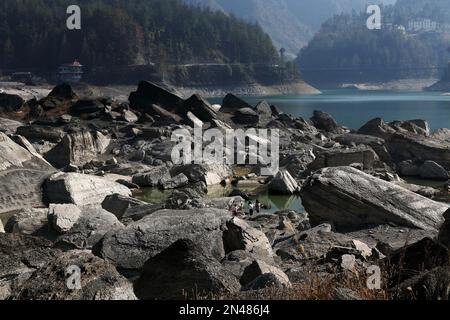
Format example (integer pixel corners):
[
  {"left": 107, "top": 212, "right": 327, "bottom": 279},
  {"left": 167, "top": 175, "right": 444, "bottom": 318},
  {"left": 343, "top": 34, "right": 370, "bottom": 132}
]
[{"left": 0, "top": 81, "right": 449, "bottom": 300}]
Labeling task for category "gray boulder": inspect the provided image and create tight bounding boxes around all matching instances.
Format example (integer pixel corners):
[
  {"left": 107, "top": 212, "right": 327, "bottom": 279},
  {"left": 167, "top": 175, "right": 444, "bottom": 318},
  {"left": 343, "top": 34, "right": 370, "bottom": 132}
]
[
  {"left": 438, "top": 209, "right": 450, "bottom": 248},
  {"left": 98, "top": 208, "right": 231, "bottom": 270},
  {"left": 0, "top": 93, "right": 24, "bottom": 111},
  {"left": 159, "top": 173, "right": 189, "bottom": 190},
  {"left": 0, "top": 233, "right": 60, "bottom": 299},
  {"left": 101, "top": 194, "right": 147, "bottom": 219},
  {"left": 11, "top": 251, "right": 136, "bottom": 300},
  {"left": 131, "top": 166, "right": 171, "bottom": 188},
  {"left": 54, "top": 205, "right": 124, "bottom": 250},
  {"left": 311, "top": 110, "right": 344, "bottom": 133},
  {"left": 47, "top": 204, "right": 81, "bottom": 233},
  {"left": 397, "top": 160, "right": 420, "bottom": 176},
  {"left": 44, "top": 172, "right": 131, "bottom": 206},
  {"left": 16, "top": 125, "right": 64, "bottom": 143},
  {"left": 240, "top": 260, "right": 291, "bottom": 288},
  {"left": 308, "top": 146, "right": 379, "bottom": 171},
  {"left": 419, "top": 161, "right": 450, "bottom": 180},
  {"left": 134, "top": 239, "right": 240, "bottom": 300},
  {"left": 223, "top": 218, "right": 275, "bottom": 263},
  {"left": 4, "top": 208, "right": 49, "bottom": 237},
  {"left": 0, "top": 220, "right": 4, "bottom": 233},
  {"left": 221, "top": 93, "right": 253, "bottom": 113},
  {"left": 268, "top": 170, "right": 299, "bottom": 195},
  {"left": 300, "top": 166, "right": 448, "bottom": 231},
  {"left": 171, "top": 162, "right": 232, "bottom": 186},
  {"left": 45, "top": 130, "right": 110, "bottom": 168},
  {"left": 243, "top": 273, "right": 291, "bottom": 292}
]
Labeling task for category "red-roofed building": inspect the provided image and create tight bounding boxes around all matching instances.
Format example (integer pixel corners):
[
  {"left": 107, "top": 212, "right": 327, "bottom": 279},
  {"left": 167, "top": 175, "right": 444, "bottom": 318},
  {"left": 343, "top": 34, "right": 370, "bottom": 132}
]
[{"left": 58, "top": 60, "right": 83, "bottom": 82}]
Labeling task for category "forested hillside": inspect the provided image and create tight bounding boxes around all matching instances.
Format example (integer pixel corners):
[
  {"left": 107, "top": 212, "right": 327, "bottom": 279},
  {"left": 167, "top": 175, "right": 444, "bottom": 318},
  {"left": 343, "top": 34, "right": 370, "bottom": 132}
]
[
  {"left": 0, "top": 0, "right": 278, "bottom": 72},
  {"left": 297, "top": 0, "right": 450, "bottom": 84},
  {"left": 183, "top": 0, "right": 396, "bottom": 57}
]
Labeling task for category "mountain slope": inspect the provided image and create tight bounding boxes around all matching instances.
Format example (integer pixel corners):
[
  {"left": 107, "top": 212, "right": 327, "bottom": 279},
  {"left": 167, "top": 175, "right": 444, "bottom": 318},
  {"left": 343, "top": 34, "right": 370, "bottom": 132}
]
[{"left": 183, "top": 0, "right": 397, "bottom": 57}]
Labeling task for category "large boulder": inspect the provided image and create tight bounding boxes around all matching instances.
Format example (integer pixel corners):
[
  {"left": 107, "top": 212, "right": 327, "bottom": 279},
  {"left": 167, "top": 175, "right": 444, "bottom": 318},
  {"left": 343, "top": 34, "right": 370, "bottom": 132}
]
[
  {"left": 359, "top": 118, "right": 450, "bottom": 170},
  {"left": 71, "top": 99, "right": 105, "bottom": 115},
  {"left": 0, "top": 93, "right": 24, "bottom": 111},
  {"left": 308, "top": 146, "right": 379, "bottom": 171},
  {"left": 185, "top": 94, "right": 217, "bottom": 123},
  {"left": 134, "top": 239, "right": 240, "bottom": 300},
  {"left": 223, "top": 218, "right": 275, "bottom": 263},
  {"left": 45, "top": 130, "right": 111, "bottom": 168},
  {"left": 268, "top": 170, "right": 299, "bottom": 195},
  {"left": 98, "top": 208, "right": 230, "bottom": 270},
  {"left": 418, "top": 161, "right": 450, "bottom": 180},
  {"left": 170, "top": 162, "right": 232, "bottom": 186},
  {"left": 54, "top": 205, "right": 124, "bottom": 250},
  {"left": 43, "top": 172, "right": 131, "bottom": 206},
  {"left": 300, "top": 166, "right": 448, "bottom": 231},
  {"left": 0, "top": 132, "right": 55, "bottom": 214},
  {"left": 0, "top": 233, "right": 60, "bottom": 299},
  {"left": 16, "top": 125, "right": 64, "bottom": 143},
  {"left": 334, "top": 133, "right": 391, "bottom": 164},
  {"left": 101, "top": 194, "right": 148, "bottom": 219},
  {"left": 48, "top": 83, "right": 77, "bottom": 100},
  {"left": 438, "top": 209, "right": 450, "bottom": 248},
  {"left": 4, "top": 208, "right": 49, "bottom": 237},
  {"left": 0, "top": 117, "right": 23, "bottom": 134},
  {"left": 311, "top": 110, "right": 344, "bottom": 133},
  {"left": 240, "top": 260, "right": 291, "bottom": 288},
  {"left": 131, "top": 166, "right": 171, "bottom": 188},
  {"left": 233, "top": 108, "right": 259, "bottom": 125},
  {"left": 48, "top": 204, "right": 81, "bottom": 233},
  {"left": 221, "top": 94, "right": 253, "bottom": 113},
  {"left": 11, "top": 251, "right": 136, "bottom": 300},
  {"left": 129, "top": 81, "right": 186, "bottom": 115}
]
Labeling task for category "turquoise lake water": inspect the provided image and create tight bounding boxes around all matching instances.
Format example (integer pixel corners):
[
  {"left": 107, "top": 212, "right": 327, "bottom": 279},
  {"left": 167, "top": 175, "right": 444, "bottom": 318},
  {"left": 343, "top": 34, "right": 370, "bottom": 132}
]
[{"left": 213, "top": 90, "right": 450, "bottom": 131}]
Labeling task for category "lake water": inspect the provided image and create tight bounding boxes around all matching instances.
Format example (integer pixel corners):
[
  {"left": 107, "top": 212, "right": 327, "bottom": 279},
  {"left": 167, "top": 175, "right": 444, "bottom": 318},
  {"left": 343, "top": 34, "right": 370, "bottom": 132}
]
[{"left": 212, "top": 90, "right": 450, "bottom": 131}]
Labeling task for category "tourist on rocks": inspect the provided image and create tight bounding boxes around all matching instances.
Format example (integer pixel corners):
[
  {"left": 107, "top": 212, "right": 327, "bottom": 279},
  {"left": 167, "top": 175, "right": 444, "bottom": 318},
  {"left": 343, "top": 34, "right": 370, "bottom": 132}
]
[
  {"left": 255, "top": 200, "right": 261, "bottom": 214},
  {"left": 248, "top": 201, "right": 255, "bottom": 216}
]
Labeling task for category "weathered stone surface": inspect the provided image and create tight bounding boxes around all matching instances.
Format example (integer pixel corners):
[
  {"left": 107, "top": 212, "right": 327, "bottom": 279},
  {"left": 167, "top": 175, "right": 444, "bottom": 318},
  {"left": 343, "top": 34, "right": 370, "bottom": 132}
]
[
  {"left": 131, "top": 166, "right": 171, "bottom": 187},
  {"left": 171, "top": 162, "right": 232, "bottom": 186},
  {"left": 0, "top": 169, "right": 51, "bottom": 215},
  {"left": 16, "top": 125, "right": 64, "bottom": 143},
  {"left": 0, "top": 117, "right": 23, "bottom": 134},
  {"left": 300, "top": 166, "right": 448, "bottom": 231},
  {"left": 48, "top": 83, "right": 77, "bottom": 100},
  {"left": 0, "top": 233, "right": 60, "bottom": 300},
  {"left": 0, "top": 93, "right": 24, "bottom": 111},
  {"left": 240, "top": 260, "right": 291, "bottom": 288},
  {"left": 98, "top": 208, "right": 230, "bottom": 270},
  {"left": 221, "top": 250, "right": 255, "bottom": 280},
  {"left": 44, "top": 172, "right": 131, "bottom": 206},
  {"left": 223, "top": 218, "right": 275, "bottom": 263},
  {"left": 129, "top": 81, "right": 186, "bottom": 115},
  {"left": 418, "top": 161, "right": 450, "bottom": 180},
  {"left": 233, "top": 108, "right": 259, "bottom": 125},
  {"left": 334, "top": 133, "right": 392, "bottom": 164},
  {"left": 221, "top": 93, "right": 253, "bottom": 113},
  {"left": 159, "top": 173, "right": 189, "bottom": 190},
  {"left": 311, "top": 110, "right": 344, "bottom": 133},
  {"left": 55, "top": 206, "right": 124, "bottom": 250},
  {"left": 11, "top": 251, "right": 136, "bottom": 300},
  {"left": 359, "top": 118, "right": 450, "bottom": 170},
  {"left": 269, "top": 170, "right": 299, "bottom": 195},
  {"left": 71, "top": 99, "right": 105, "bottom": 115},
  {"left": 4, "top": 208, "right": 49, "bottom": 236},
  {"left": 308, "top": 146, "right": 379, "bottom": 171},
  {"left": 101, "top": 194, "right": 147, "bottom": 219},
  {"left": 45, "top": 130, "right": 111, "bottom": 168},
  {"left": 135, "top": 239, "right": 240, "bottom": 300},
  {"left": 274, "top": 224, "right": 355, "bottom": 260},
  {"left": 47, "top": 204, "right": 81, "bottom": 233},
  {"left": 243, "top": 273, "right": 291, "bottom": 291},
  {"left": 393, "top": 267, "right": 449, "bottom": 300},
  {"left": 185, "top": 94, "right": 217, "bottom": 123},
  {"left": 0, "top": 220, "right": 4, "bottom": 233},
  {"left": 438, "top": 209, "right": 450, "bottom": 248},
  {"left": 0, "top": 132, "right": 54, "bottom": 171},
  {"left": 397, "top": 160, "right": 420, "bottom": 176}
]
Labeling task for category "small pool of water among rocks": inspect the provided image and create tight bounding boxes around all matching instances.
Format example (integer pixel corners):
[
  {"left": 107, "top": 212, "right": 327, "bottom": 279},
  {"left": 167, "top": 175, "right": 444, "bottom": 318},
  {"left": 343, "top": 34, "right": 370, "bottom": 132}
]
[{"left": 136, "top": 177, "right": 450, "bottom": 215}]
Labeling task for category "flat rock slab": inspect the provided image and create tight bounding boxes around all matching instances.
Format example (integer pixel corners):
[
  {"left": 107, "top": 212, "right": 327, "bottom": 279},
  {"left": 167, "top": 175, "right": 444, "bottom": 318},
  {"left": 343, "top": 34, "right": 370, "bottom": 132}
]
[
  {"left": 300, "top": 166, "right": 448, "bottom": 232},
  {"left": 44, "top": 172, "right": 131, "bottom": 206},
  {"left": 98, "top": 208, "right": 231, "bottom": 270}
]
